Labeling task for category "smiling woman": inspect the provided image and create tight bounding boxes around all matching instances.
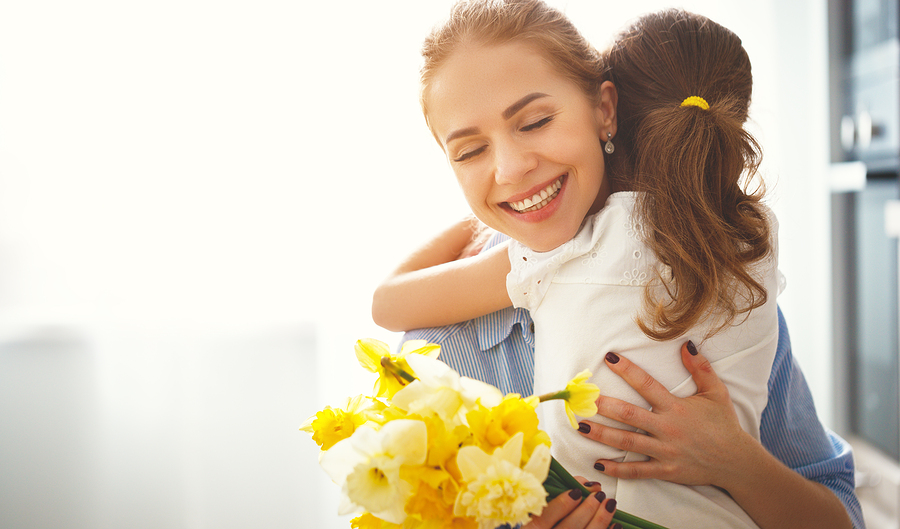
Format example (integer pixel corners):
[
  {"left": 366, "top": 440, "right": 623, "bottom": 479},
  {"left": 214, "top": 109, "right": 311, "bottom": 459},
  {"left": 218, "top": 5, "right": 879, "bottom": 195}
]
[{"left": 423, "top": 41, "right": 613, "bottom": 253}]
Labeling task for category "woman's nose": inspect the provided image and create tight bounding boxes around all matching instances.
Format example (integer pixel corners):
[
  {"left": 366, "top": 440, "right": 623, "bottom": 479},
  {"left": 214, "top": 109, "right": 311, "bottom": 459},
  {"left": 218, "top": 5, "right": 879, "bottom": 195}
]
[{"left": 493, "top": 140, "right": 537, "bottom": 185}]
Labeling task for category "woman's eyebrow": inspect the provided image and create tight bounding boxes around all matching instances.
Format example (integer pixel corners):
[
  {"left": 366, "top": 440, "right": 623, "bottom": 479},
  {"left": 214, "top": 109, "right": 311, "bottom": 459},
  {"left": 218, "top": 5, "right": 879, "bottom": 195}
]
[
  {"left": 444, "top": 92, "right": 550, "bottom": 145},
  {"left": 502, "top": 92, "right": 549, "bottom": 119}
]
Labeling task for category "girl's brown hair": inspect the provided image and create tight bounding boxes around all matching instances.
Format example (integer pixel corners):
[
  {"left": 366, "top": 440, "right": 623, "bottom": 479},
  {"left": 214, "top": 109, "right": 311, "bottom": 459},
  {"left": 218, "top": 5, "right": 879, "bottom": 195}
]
[{"left": 604, "top": 9, "right": 771, "bottom": 340}]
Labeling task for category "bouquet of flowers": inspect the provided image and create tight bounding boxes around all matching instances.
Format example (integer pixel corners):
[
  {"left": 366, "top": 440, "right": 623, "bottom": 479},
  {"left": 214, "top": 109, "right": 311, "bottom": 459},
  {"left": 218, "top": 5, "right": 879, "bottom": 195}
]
[{"left": 300, "top": 338, "right": 666, "bottom": 529}]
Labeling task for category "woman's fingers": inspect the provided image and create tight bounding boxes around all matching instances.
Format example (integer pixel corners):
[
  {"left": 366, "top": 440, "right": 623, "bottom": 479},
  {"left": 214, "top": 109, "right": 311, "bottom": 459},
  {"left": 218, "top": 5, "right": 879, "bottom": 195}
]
[
  {"left": 524, "top": 489, "right": 585, "bottom": 528},
  {"left": 681, "top": 341, "right": 730, "bottom": 402},
  {"left": 591, "top": 458, "right": 666, "bottom": 481},
  {"left": 578, "top": 416, "right": 661, "bottom": 457},
  {"left": 603, "top": 352, "right": 674, "bottom": 411},
  {"left": 524, "top": 487, "right": 616, "bottom": 529}
]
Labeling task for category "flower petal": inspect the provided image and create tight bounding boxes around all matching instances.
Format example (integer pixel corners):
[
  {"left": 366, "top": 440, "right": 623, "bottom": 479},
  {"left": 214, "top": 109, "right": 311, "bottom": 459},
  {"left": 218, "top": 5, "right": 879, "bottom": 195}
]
[
  {"left": 355, "top": 339, "right": 390, "bottom": 373},
  {"left": 522, "top": 443, "right": 551, "bottom": 482},
  {"left": 455, "top": 444, "right": 494, "bottom": 482},
  {"left": 399, "top": 339, "right": 441, "bottom": 359}
]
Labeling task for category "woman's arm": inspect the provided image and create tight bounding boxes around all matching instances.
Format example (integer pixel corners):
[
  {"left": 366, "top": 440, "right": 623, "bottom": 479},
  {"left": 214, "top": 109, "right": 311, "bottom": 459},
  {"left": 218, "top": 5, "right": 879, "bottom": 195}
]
[
  {"left": 371, "top": 218, "right": 512, "bottom": 332},
  {"left": 580, "top": 344, "right": 853, "bottom": 529}
]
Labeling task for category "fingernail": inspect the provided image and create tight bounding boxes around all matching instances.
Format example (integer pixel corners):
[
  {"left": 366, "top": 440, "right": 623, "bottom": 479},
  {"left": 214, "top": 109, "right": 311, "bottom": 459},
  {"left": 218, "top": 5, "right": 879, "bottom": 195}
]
[
  {"left": 594, "top": 491, "right": 606, "bottom": 503},
  {"left": 605, "top": 352, "right": 620, "bottom": 364},
  {"left": 568, "top": 489, "right": 583, "bottom": 500},
  {"left": 687, "top": 340, "right": 698, "bottom": 356},
  {"left": 583, "top": 481, "right": 599, "bottom": 487},
  {"left": 605, "top": 498, "right": 617, "bottom": 513},
  {"left": 612, "top": 524, "right": 623, "bottom": 529},
  {"left": 578, "top": 422, "right": 591, "bottom": 434},
  {"left": 594, "top": 462, "right": 605, "bottom": 471}
]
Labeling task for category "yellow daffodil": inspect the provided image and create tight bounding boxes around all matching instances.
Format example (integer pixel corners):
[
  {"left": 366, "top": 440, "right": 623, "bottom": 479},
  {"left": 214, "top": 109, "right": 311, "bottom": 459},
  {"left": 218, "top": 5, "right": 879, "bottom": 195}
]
[
  {"left": 453, "top": 432, "right": 550, "bottom": 529},
  {"left": 467, "top": 394, "right": 551, "bottom": 464},
  {"left": 403, "top": 479, "right": 458, "bottom": 525},
  {"left": 538, "top": 370, "right": 601, "bottom": 429},
  {"left": 350, "top": 512, "right": 401, "bottom": 529},
  {"left": 321, "top": 419, "right": 428, "bottom": 524},
  {"left": 355, "top": 339, "right": 441, "bottom": 398},
  {"left": 563, "top": 370, "right": 601, "bottom": 428},
  {"left": 300, "top": 395, "right": 384, "bottom": 451}
]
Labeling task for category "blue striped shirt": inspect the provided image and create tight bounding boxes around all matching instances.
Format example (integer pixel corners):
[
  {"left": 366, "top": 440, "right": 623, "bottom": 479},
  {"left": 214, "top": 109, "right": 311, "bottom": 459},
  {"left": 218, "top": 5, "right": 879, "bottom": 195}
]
[{"left": 403, "top": 307, "right": 865, "bottom": 528}]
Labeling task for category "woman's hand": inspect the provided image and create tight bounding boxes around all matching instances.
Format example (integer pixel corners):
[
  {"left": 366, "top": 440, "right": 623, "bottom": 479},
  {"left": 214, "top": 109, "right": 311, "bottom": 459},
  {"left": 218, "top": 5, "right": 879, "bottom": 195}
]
[
  {"left": 577, "top": 342, "right": 754, "bottom": 488},
  {"left": 524, "top": 480, "right": 620, "bottom": 529},
  {"left": 578, "top": 343, "right": 854, "bottom": 529}
]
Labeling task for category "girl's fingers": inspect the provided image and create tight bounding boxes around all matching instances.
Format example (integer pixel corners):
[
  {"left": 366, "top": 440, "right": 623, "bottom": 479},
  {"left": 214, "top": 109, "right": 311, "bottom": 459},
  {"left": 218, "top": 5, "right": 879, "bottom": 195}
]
[{"left": 604, "top": 351, "right": 674, "bottom": 411}]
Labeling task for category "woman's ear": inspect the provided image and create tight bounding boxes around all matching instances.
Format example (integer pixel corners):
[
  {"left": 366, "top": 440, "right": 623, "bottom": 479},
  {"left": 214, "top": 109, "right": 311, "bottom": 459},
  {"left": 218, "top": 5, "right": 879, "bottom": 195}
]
[{"left": 596, "top": 80, "right": 618, "bottom": 138}]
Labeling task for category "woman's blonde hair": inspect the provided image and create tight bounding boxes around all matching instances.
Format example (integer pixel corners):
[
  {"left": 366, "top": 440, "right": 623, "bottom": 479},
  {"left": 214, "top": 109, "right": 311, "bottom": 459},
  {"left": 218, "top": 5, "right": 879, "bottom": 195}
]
[{"left": 420, "top": 0, "right": 605, "bottom": 128}]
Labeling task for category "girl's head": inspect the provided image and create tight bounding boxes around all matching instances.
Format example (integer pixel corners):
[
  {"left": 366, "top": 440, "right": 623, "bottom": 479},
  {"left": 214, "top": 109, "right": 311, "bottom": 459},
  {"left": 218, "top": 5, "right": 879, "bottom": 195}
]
[
  {"left": 602, "top": 9, "right": 757, "bottom": 191},
  {"left": 603, "top": 9, "right": 771, "bottom": 340},
  {"left": 419, "top": 0, "right": 616, "bottom": 252}
]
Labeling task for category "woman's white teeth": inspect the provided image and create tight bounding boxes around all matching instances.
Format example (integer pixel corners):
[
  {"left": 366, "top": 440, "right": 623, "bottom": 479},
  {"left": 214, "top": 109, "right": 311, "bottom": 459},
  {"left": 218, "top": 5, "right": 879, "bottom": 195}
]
[{"left": 509, "top": 178, "right": 563, "bottom": 213}]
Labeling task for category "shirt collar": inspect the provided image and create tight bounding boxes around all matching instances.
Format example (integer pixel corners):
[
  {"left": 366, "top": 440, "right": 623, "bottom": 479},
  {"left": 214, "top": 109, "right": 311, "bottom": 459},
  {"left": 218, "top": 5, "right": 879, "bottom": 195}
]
[{"left": 472, "top": 306, "right": 533, "bottom": 351}]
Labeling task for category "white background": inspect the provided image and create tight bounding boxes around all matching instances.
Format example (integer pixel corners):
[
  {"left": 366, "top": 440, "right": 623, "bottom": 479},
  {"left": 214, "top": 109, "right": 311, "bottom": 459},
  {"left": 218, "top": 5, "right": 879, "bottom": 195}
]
[{"left": 0, "top": 1, "right": 832, "bottom": 527}]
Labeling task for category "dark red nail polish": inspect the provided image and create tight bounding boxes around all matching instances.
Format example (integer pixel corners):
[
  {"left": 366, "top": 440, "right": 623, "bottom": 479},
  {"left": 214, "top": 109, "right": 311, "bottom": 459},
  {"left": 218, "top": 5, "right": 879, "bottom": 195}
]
[
  {"left": 612, "top": 524, "right": 623, "bottom": 529},
  {"left": 568, "top": 489, "right": 583, "bottom": 500},
  {"left": 605, "top": 498, "right": 617, "bottom": 513},
  {"left": 594, "top": 462, "right": 605, "bottom": 471},
  {"left": 687, "top": 340, "right": 698, "bottom": 356},
  {"left": 594, "top": 491, "right": 606, "bottom": 503},
  {"left": 578, "top": 422, "right": 591, "bottom": 434},
  {"left": 605, "top": 352, "right": 620, "bottom": 364}
]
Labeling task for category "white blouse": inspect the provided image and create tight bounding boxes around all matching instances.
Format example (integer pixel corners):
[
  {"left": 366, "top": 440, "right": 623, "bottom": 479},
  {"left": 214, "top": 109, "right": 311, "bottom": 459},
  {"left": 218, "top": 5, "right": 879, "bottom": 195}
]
[{"left": 507, "top": 192, "right": 783, "bottom": 529}]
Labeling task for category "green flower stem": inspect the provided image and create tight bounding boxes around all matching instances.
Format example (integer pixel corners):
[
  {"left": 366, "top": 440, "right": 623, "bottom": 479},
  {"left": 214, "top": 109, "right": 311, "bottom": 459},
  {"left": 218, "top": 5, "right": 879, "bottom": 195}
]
[
  {"left": 537, "top": 390, "right": 570, "bottom": 403},
  {"left": 546, "top": 456, "right": 669, "bottom": 529},
  {"left": 379, "top": 357, "right": 416, "bottom": 383}
]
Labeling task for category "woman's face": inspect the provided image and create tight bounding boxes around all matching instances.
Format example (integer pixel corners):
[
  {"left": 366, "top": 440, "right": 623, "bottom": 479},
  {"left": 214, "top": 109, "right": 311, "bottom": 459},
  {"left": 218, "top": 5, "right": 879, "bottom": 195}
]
[{"left": 425, "top": 41, "right": 614, "bottom": 252}]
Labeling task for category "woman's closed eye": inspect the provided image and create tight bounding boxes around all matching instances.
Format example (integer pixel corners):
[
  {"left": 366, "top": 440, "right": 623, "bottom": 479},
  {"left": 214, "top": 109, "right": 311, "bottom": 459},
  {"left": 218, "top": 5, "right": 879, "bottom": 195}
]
[
  {"left": 453, "top": 145, "right": 487, "bottom": 163},
  {"left": 520, "top": 116, "right": 553, "bottom": 132}
]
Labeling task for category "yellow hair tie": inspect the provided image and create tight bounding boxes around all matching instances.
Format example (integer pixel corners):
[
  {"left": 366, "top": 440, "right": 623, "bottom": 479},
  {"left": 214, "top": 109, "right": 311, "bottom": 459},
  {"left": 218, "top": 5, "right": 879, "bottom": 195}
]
[{"left": 680, "top": 96, "right": 709, "bottom": 110}]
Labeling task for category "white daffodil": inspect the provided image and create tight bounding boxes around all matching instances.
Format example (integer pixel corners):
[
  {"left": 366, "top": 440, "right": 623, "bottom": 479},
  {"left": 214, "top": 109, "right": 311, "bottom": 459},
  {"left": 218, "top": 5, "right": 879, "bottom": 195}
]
[
  {"left": 320, "top": 419, "right": 427, "bottom": 524},
  {"left": 393, "top": 354, "right": 503, "bottom": 427},
  {"left": 453, "top": 432, "right": 551, "bottom": 529}
]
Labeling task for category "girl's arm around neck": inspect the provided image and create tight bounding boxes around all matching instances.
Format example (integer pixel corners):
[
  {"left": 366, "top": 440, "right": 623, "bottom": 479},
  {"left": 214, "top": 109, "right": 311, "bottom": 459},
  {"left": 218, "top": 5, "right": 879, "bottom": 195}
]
[{"left": 371, "top": 219, "right": 512, "bottom": 332}]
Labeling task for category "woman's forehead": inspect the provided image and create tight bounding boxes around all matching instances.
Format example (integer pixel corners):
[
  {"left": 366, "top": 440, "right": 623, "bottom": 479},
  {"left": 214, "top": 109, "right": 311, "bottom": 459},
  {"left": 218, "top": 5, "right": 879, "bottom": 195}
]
[{"left": 425, "top": 42, "right": 573, "bottom": 134}]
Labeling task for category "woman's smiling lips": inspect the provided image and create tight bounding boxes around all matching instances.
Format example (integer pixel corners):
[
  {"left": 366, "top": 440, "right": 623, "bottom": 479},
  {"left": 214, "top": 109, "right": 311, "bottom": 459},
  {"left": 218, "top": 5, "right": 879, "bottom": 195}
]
[{"left": 506, "top": 174, "right": 566, "bottom": 213}]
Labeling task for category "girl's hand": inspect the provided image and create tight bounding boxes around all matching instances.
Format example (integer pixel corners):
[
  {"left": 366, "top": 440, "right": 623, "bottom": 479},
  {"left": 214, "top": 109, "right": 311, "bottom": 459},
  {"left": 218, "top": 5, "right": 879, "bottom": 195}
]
[
  {"left": 577, "top": 342, "right": 755, "bottom": 489},
  {"left": 524, "top": 480, "right": 620, "bottom": 529}
]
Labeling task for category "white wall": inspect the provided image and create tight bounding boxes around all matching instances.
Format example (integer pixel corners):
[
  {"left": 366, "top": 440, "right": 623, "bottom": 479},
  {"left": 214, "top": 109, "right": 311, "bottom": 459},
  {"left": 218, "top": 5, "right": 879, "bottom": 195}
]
[{"left": 0, "top": 1, "right": 833, "bottom": 527}]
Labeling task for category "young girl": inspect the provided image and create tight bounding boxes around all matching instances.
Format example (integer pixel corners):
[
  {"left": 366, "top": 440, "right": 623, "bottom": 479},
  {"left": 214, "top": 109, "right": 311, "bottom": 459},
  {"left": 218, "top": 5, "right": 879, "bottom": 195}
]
[{"left": 374, "top": 3, "right": 780, "bottom": 527}]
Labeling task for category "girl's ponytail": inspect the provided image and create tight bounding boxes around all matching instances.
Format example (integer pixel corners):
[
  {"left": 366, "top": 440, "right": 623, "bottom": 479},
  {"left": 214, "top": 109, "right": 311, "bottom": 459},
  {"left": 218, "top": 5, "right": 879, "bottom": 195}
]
[{"left": 604, "top": 9, "right": 771, "bottom": 341}]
